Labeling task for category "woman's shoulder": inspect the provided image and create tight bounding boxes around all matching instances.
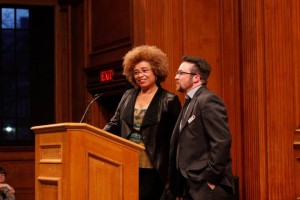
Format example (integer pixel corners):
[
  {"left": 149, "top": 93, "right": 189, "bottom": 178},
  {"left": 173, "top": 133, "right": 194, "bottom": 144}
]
[
  {"left": 122, "top": 88, "right": 138, "bottom": 96},
  {"left": 160, "top": 88, "right": 177, "bottom": 97},
  {"left": 159, "top": 88, "right": 180, "bottom": 103}
]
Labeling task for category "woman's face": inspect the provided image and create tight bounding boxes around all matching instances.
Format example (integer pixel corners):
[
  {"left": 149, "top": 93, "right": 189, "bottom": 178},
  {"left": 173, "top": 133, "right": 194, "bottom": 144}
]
[
  {"left": 0, "top": 173, "right": 5, "bottom": 183},
  {"left": 133, "top": 61, "right": 157, "bottom": 89}
]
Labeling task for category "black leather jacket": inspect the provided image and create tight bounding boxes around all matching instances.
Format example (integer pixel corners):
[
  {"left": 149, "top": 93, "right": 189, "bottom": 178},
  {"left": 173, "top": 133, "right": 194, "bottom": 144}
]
[{"left": 103, "top": 87, "right": 181, "bottom": 184}]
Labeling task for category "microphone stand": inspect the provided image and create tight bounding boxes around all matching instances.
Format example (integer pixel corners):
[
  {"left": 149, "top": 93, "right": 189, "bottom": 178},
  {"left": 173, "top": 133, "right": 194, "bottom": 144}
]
[{"left": 80, "top": 93, "right": 102, "bottom": 123}]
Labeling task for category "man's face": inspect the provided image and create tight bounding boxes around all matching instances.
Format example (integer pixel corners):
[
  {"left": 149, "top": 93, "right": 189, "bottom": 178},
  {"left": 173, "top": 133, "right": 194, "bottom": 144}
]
[
  {"left": 175, "top": 61, "right": 195, "bottom": 93},
  {"left": 0, "top": 173, "right": 6, "bottom": 183}
]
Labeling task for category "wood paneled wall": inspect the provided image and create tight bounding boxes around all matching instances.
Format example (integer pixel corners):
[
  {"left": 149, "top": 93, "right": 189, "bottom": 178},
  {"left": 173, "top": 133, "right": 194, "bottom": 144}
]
[
  {"left": 0, "top": 147, "right": 35, "bottom": 200},
  {"left": 240, "top": 0, "right": 300, "bottom": 199},
  {"left": 132, "top": 0, "right": 243, "bottom": 193},
  {"left": 85, "top": 0, "right": 299, "bottom": 199},
  {"left": 84, "top": 0, "right": 243, "bottom": 197},
  {"left": 295, "top": 129, "right": 300, "bottom": 198}
]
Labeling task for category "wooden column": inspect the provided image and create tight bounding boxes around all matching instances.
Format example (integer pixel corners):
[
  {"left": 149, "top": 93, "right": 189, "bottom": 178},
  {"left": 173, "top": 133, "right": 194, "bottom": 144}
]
[{"left": 240, "top": 0, "right": 300, "bottom": 199}]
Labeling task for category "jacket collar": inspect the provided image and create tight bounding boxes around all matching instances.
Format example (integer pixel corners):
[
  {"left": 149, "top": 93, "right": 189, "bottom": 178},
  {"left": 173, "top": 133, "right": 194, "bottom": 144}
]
[
  {"left": 122, "top": 87, "right": 163, "bottom": 128},
  {"left": 180, "top": 85, "right": 207, "bottom": 129}
]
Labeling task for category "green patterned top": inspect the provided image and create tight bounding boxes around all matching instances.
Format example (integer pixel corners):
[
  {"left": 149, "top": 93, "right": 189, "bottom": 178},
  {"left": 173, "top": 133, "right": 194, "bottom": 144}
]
[{"left": 128, "top": 108, "right": 153, "bottom": 168}]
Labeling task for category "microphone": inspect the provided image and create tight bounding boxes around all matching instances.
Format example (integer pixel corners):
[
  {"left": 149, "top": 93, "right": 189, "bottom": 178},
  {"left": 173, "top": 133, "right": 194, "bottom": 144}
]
[{"left": 80, "top": 93, "right": 103, "bottom": 123}]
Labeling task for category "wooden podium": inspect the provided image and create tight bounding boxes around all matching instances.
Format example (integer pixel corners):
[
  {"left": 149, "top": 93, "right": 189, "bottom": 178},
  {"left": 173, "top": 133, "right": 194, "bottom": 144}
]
[{"left": 31, "top": 123, "right": 144, "bottom": 200}]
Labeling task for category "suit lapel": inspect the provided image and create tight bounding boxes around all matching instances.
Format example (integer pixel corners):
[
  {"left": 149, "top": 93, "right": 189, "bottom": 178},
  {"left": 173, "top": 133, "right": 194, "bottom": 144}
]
[
  {"left": 122, "top": 88, "right": 162, "bottom": 129},
  {"left": 180, "top": 97, "right": 196, "bottom": 129},
  {"left": 140, "top": 88, "right": 162, "bottom": 127},
  {"left": 179, "top": 86, "right": 206, "bottom": 132},
  {"left": 122, "top": 90, "right": 138, "bottom": 127}
]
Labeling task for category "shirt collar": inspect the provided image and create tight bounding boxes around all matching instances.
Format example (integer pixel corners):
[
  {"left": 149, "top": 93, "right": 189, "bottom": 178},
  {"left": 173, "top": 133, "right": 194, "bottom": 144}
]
[{"left": 186, "top": 85, "right": 202, "bottom": 99}]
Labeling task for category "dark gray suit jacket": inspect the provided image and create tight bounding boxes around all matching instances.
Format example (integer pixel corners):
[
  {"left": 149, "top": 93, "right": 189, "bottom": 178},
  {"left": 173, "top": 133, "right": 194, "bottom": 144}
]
[{"left": 169, "top": 86, "right": 233, "bottom": 196}]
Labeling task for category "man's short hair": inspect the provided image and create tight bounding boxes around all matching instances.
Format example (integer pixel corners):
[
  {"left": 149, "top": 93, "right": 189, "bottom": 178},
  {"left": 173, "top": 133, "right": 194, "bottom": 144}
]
[{"left": 182, "top": 56, "right": 211, "bottom": 84}]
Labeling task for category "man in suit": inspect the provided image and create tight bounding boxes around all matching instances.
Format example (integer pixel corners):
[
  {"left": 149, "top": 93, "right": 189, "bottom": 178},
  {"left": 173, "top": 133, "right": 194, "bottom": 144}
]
[{"left": 169, "top": 56, "right": 233, "bottom": 200}]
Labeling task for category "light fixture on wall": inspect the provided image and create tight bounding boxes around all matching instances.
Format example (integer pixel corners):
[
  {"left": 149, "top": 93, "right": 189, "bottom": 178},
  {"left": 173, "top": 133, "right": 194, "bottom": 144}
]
[{"left": 3, "top": 126, "right": 15, "bottom": 134}]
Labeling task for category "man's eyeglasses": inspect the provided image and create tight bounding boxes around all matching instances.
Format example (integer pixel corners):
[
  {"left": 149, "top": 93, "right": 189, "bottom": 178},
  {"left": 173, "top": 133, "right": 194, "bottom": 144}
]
[{"left": 175, "top": 71, "right": 196, "bottom": 76}]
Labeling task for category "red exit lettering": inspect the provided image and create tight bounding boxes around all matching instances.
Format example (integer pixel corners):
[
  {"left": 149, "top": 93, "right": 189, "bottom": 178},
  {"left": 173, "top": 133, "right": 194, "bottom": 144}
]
[{"left": 100, "top": 69, "right": 113, "bottom": 82}]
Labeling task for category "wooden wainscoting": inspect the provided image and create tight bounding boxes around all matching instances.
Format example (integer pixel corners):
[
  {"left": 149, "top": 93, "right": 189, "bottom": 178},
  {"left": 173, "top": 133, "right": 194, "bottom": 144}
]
[{"left": 0, "top": 146, "right": 35, "bottom": 200}]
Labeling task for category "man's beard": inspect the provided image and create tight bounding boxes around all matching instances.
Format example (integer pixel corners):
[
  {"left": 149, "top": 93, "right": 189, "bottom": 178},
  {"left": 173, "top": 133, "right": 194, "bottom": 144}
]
[{"left": 176, "top": 83, "right": 185, "bottom": 93}]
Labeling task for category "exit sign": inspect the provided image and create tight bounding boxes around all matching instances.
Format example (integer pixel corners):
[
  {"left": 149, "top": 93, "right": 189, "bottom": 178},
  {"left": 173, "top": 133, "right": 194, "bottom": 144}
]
[{"left": 100, "top": 69, "right": 113, "bottom": 82}]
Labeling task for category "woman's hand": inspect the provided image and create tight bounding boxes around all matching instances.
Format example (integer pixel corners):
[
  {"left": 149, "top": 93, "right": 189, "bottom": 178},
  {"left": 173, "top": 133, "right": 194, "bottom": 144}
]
[{"left": 0, "top": 183, "right": 15, "bottom": 193}]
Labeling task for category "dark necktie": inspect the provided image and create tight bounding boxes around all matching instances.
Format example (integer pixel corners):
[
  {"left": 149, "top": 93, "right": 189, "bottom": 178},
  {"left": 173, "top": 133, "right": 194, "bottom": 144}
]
[
  {"left": 177, "top": 96, "right": 192, "bottom": 168},
  {"left": 180, "top": 96, "right": 191, "bottom": 130},
  {"left": 182, "top": 96, "right": 191, "bottom": 117}
]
